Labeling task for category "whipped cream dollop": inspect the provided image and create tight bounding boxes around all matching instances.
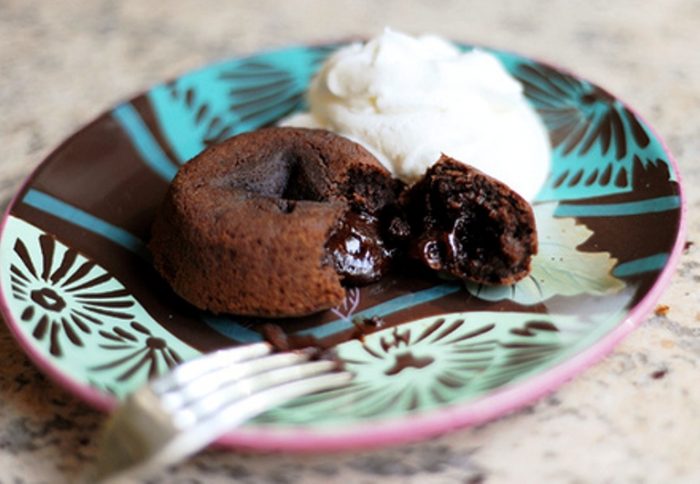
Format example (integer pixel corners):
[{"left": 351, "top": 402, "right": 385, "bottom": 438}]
[{"left": 283, "top": 29, "right": 551, "bottom": 201}]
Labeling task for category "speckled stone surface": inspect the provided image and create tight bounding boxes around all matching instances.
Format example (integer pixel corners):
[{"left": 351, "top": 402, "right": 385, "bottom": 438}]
[{"left": 1, "top": 1, "right": 699, "bottom": 482}]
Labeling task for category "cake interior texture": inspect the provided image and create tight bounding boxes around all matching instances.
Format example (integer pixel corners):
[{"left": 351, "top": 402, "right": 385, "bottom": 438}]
[{"left": 399, "top": 155, "right": 537, "bottom": 285}]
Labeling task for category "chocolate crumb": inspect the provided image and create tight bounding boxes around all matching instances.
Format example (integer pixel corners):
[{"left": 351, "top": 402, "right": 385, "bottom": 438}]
[
  {"left": 386, "top": 214, "right": 412, "bottom": 242},
  {"left": 350, "top": 315, "right": 387, "bottom": 341},
  {"left": 261, "top": 323, "right": 326, "bottom": 352},
  {"left": 362, "top": 316, "right": 385, "bottom": 328},
  {"left": 261, "top": 323, "right": 291, "bottom": 352},
  {"left": 684, "top": 241, "right": 694, "bottom": 253},
  {"left": 259, "top": 323, "right": 345, "bottom": 369},
  {"left": 654, "top": 304, "right": 670, "bottom": 317},
  {"left": 651, "top": 369, "right": 668, "bottom": 380}
]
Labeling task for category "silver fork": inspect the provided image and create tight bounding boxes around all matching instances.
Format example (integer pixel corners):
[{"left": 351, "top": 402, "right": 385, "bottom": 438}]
[{"left": 90, "top": 342, "right": 352, "bottom": 483}]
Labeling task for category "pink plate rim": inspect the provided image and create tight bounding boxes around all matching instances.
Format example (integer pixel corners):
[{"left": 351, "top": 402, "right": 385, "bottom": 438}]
[{"left": 0, "top": 50, "right": 687, "bottom": 453}]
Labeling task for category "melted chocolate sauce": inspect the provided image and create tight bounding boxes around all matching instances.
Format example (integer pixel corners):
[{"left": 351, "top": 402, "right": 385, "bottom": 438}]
[
  {"left": 261, "top": 323, "right": 327, "bottom": 352},
  {"left": 260, "top": 323, "right": 345, "bottom": 369},
  {"left": 408, "top": 210, "right": 496, "bottom": 277},
  {"left": 325, "top": 211, "right": 394, "bottom": 285}
]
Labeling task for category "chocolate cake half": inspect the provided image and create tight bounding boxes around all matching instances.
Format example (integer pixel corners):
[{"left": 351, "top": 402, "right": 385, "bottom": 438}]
[{"left": 398, "top": 155, "right": 537, "bottom": 285}]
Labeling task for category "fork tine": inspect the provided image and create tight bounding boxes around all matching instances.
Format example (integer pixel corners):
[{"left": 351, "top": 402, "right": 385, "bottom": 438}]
[
  {"left": 158, "top": 371, "right": 354, "bottom": 465},
  {"left": 151, "top": 342, "right": 271, "bottom": 394},
  {"left": 171, "top": 360, "right": 342, "bottom": 426},
  {"left": 217, "top": 371, "right": 354, "bottom": 425},
  {"left": 159, "top": 352, "right": 312, "bottom": 411}
]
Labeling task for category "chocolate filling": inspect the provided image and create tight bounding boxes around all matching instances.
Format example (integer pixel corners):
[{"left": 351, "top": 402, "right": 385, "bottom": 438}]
[{"left": 325, "top": 211, "right": 394, "bottom": 285}]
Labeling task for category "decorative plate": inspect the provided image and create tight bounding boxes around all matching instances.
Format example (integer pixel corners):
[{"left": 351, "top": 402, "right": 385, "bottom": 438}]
[{"left": 0, "top": 42, "right": 685, "bottom": 451}]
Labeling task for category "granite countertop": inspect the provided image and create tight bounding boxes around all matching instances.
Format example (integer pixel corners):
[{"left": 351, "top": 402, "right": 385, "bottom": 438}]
[{"left": 1, "top": 1, "right": 699, "bottom": 482}]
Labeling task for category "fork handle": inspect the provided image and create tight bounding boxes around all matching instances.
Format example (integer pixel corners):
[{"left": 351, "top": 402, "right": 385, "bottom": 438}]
[{"left": 91, "top": 371, "right": 353, "bottom": 483}]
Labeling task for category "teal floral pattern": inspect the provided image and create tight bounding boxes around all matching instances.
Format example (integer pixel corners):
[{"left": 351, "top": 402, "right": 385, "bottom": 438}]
[
  {"left": 516, "top": 63, "right": 650, "bottom": 161},
  {"left": 492, "top": 51, "right": 674, "bottom": 201},
  {"left": 0, "top": 217, "right": 200, "bottom": 398},
  {"left": 91, "top": 321, "right": 184, "bottom": 381},
  {"left": 256, "top": 312, "right": 593, "bottom": 425},
  {"left": 148, "top": 45, "right": 338, "bottom": 166},
  {"left": 9, "top": 233, "right": 136, "bottom": 356}
]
